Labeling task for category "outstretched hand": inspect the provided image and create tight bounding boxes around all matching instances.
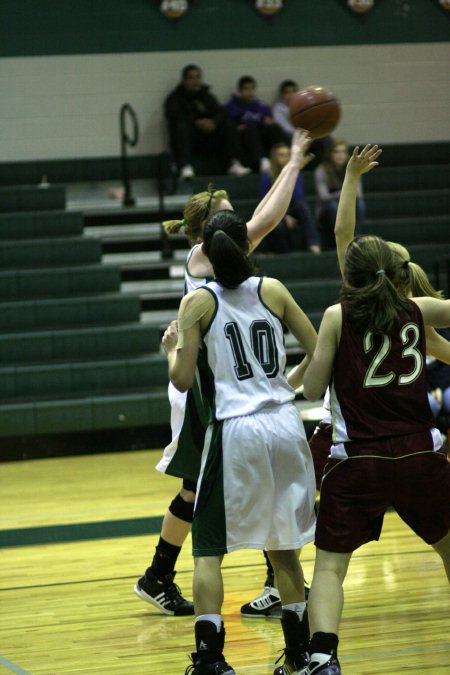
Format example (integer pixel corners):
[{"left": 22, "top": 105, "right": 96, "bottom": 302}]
[
  {"left": 290, "top": 129, "right": 314, "bottom": 170},
  {"left": 347, "top": 144, "right": 382, "bottom": 178}
]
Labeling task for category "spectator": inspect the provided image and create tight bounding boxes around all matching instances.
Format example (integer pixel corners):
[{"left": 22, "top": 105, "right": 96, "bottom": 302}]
[
  {"left": 224, "top": 75, "right": 285, "bottom": 173},
  {"left": 314, "top": 139, "right": 366, "bottom": 250},
  {"left": 164, "top": 65, "right": 251, "bottom": 180},
  {"left": 260, "top": 142, "right": 321, "bottom": 254},
  {"left": 273, "top": 79, "right": 332, "bottom": 164},
  {"left": 427, "top": 328, "right": 450, "bottom": 426}
]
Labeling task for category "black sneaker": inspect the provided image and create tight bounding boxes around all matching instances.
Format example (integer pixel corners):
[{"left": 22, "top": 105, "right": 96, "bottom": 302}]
[
  {"left": 241, "top": 585, "right": 282, "bottom": 618},
  {"left": 185, "top": 654, "right": 236, "bottom": 674},
  {"left": 273, "top": 650, "right": 309, "bottom": 674},
  {"left": 306, "top": 652, "right": 341, "bottom": 674},
  {"left": 133, "top": 569, "right": 194, "bottom": 616},
  {"left": 241, "top": 584, "right": 309, "bottom": 619}
]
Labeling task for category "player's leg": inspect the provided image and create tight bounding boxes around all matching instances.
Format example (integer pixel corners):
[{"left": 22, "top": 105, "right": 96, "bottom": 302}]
[
  {"left": 187, "top": 555, "right": 235, "bottom": 674},
  {"left": 306, "top": 549, "right": 351, "bottom": 675},
  {"left": 134, "top": 480, "right": 196, "bottom": 615},
  {"left": 432, "top": 528, "right": 450, "bottom": 582},
  {"left": 268, "top": 549, "right": 309, "bottom": 675}
]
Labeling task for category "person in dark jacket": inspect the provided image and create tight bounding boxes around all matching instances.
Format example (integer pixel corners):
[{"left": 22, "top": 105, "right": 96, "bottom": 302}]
[
  {"left": 224, "top": 75, "right": 286, "bottom": 173},
  {"left": 164, "top": 65, "right": 250, "bottom": 180}
]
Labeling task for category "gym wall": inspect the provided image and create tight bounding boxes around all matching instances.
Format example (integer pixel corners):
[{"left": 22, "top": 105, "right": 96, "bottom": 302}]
[{"left": 1, "top": 0, "right": 449, "bottom": 162}]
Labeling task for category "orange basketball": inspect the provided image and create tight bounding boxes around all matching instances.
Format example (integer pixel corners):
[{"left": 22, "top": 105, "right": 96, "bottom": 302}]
[{"left": 289, "top": 86, "right": 341, "bottom": 139}]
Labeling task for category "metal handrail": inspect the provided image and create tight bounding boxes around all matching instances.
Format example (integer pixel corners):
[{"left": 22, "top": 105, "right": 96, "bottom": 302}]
[{"left": 119, "top": 103, "right": 139, "bottom": 206}]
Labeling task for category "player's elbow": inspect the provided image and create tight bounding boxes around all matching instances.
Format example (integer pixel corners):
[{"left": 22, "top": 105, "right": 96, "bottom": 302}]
[
  {"left": 303, "top": 377, "right": 324, "bottom": 402},
  {"left": 170, "top": 372, "right": 194, "bottom": 393}
]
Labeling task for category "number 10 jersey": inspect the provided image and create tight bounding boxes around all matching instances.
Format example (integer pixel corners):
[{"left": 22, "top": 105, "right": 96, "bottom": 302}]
[{"left": 202, "top": 276, "right": 295, "bottom": 421}]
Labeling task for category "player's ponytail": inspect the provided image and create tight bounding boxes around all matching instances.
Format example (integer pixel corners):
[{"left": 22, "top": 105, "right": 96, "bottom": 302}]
[
  {"left": 163, "top": 186, "right": 229, "bottom": 246},
  {"left": 203, "top": 210, "right": 254, "bottom": 288},
  {"left": 388, "top": 241, "right": 444, "bottom": 299},
  {"left": 341, "top": 235, "right": 410, "bottom": 334}
]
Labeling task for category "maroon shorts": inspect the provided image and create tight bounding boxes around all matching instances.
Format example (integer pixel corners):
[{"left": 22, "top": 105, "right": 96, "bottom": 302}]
[
  {"left": 315, "top": 431, "right": 450, "bottom": 553},
  {"left": 309, "top": 422, "right": 333, "bottom": 491}
]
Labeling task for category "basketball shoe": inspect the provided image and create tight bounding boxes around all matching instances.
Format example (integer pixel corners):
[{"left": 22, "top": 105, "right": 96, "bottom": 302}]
[
  {"left": 241, "top": 584, "right": 282, "bottom": 618},
  {"left": 184, "top": 658, "right": 235, "bottom": 675},
  {"left": 305, "top": 652, "right": 341, "bottom": 674},
  {"left": 273, "top": 609, "right": 310, "bottom": 675},
  {"left": 185, "top": 620, "right": 235, "bottom": 674},
  {"left": 133, "top": 569, "right": 194, "bottom": 615},
  {"left": 241, "top": 582, "right": 309, "bottom": 618}
]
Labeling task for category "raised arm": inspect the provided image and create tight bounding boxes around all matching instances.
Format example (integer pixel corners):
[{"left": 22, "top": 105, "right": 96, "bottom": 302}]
[
  {"left": 303, "top": 304, "right": 341, "bottom": 401},
  {"left": 335, "top": 144, "right": 382, "bottom": 277},
  {"left": 425, "top": 326, "right": 450, "bottom": 364},
  {"left": 246, "top": 129, "right": 313, "bottom": 251}
]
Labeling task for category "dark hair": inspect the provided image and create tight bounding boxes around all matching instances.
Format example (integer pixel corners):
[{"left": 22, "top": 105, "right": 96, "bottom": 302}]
[
  {"left": 341, "top": 235, "right": 410, "bottom": 334},
  {"left": 182, "top": 64, "right": 201, "bottom": 79},
  {"left": 279, "top": 79, "right": 298, "bottom": 94},
  {"left": 203, "top": 211, "right": 255, "bottom": 289},
  {"left": 238, "top": 75, "right": 256, "bottom": 90}
]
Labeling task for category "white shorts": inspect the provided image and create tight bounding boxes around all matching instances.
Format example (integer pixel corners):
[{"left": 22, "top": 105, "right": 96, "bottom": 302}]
[
  {"left": 155, "top": 383, "right": 186, "bottom": 474},
  {"left": 192, "top": 402, "right": 317, "bottom": 556}
]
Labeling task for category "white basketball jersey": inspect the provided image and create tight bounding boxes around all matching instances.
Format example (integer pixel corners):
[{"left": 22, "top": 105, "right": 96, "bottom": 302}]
[
  {"left": 203, "top": 277, "right": 294, "bottom": 420},
  {"left": 184, "top": 245, "right": 213, "bottom": 294}
]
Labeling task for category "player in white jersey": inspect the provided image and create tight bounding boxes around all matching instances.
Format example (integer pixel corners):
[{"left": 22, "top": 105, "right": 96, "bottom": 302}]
[
  {"left": 134, "top": 130, "right": 315, "bottom": 617},
  {"left": 163, "top": 209, "right": 318, "bottom": 675}
]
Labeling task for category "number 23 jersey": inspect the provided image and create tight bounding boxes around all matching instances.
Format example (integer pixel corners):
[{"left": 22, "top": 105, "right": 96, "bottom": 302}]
[
  {"left": 331, "top": 300, "right": 435, "bottom": 444},
  {"left": 202, "top": 277, "right": 294, "bottom": 421}
]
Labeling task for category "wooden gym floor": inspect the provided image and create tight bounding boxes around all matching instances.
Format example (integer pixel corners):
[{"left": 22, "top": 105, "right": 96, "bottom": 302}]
[{"left": 0, "top": 449, "right": 449, "bottom": 675}]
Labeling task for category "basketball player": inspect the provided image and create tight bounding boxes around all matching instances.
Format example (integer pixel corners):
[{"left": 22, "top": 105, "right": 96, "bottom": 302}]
[
  {"left": 302, "top": 144, "right": 450, "bottom": 493},
  {"left": 163, "top": 209, "right": 318, "bottom": 675},
  {"left": 134, "top": 130, "right": 314, "bottom": 616},
  {"left": 248, "top": 143, "right": 450, "bottom": 622},
  {"left": 302, "top": 235, "right": 450, "bottom": 675}
]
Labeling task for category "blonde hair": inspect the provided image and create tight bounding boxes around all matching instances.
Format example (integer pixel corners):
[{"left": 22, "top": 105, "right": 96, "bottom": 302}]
[
  {"left": 163, "top": 185, "right": 229, "bottom": 246},
  {"left": 388, "top": 241, "right": 444, "bottom": 300}
]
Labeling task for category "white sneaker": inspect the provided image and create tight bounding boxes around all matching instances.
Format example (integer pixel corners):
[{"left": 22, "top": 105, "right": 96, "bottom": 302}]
[
  {"left": 240, "top": 585, "right": 281, "bottom": 618},
  {"left": 259, "top": 157, "right": 271, "bottom": 173},
  {"left": 228, "top": 160, "right": 251, "bottom": 177},
  {"left": 180, "top": 164, "right": 195, "bottom": 180}
]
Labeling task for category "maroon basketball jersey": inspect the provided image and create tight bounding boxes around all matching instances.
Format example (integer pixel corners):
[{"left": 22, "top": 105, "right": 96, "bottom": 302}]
[{"left": 331, "top": 300, "right": 434, "bottom": 443}]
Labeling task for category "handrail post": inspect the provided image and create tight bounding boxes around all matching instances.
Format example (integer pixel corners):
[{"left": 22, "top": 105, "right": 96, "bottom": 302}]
[{"left": 119, "top": 103, "right": 139, "bottom": 207}]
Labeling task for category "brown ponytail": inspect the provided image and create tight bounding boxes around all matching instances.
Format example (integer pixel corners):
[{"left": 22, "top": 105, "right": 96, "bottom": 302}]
[{"left": 341, "top": 235, "right": 410, "bottom": 334}]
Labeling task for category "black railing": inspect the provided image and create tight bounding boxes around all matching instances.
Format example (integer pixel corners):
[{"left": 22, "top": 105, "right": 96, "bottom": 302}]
[{"left": 119, "top": 103, "right": 139, "bottom": 207}]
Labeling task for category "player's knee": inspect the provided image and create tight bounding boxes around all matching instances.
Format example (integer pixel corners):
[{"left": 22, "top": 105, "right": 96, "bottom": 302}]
[
  {"left": 179, "top": 479, "right": 196, "bottom": 504},
  {"left": 169, "top": 493, "right": 194, "bottom": 523}
]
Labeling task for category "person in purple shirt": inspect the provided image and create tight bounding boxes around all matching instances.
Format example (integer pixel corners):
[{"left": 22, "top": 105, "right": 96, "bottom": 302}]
[{"left": 224, "top": 75, "right": 286, "bottom": 173}]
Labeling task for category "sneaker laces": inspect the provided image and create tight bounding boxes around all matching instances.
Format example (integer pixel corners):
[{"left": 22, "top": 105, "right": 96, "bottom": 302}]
[
  {"left": 275, "top": 649, "right": 287, "bottom": 665},
  {"left": 164, "top": 579, "right": 186, "bottom": 607},
  {"left": 184, "top": 655, "right": 195, "bottom": 674},
  {"left": 249, "top": 586, "right": 280, "bottom": 609}
]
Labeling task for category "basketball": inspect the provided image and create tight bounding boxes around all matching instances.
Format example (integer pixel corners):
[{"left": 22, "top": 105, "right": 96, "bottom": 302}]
[{"left": 289, "top": 86, "right": 341, "bottom": 139}]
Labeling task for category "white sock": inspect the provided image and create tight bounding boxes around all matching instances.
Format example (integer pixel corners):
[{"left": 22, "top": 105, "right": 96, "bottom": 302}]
[
  {"left": 282, "top": 601, "right": 307, "bottom": 620},
  {"left": 196, "top": 614, "right": 222, "bottom": 632}
]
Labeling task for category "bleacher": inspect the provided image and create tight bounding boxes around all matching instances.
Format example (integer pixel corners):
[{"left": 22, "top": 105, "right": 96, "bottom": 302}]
[{"left": 0, "top": 142, "right": 449, "bottom": 457}]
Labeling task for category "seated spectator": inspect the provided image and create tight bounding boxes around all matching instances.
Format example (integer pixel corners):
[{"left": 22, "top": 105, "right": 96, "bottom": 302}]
[
  {"left": 273, "top": 79, "right": 332, "bottom": 164},
  {"left": 427, "top": 328, "right": 450, "bottom": 430},
  {"left": 224, "top": 75, "right": 285, "bottom": 173},
  {"left": 314, "top": 138, "right": 366, "bottom": 250},
  {"left": 260, "top": 142, "right": 321, "bottom": 255},
  {"left": 164, "top": 64, "right": 251, "bottom": 180}
]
